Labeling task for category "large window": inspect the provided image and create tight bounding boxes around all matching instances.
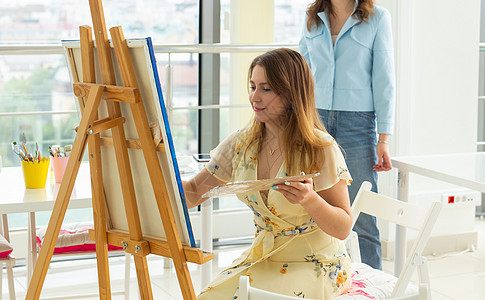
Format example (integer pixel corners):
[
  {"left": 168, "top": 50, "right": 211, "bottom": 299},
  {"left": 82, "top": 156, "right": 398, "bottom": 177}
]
[
  {"left": 0, "top": 1, "right": 199, "bottom": 167},
  {"left": 0, "top": 0, "right": 312, "bottom": 165},
  {"left": 0, "top": 0, "right": 312, "bottom": 239},
  {"left": 215, "top": 0, "right": 312, "bottom": 142},
  {"left": 0, "top": 1, "right": 200, "bottom": 231},
  {"left": 219, "top": 0, "right": 311, "bottom": 44}
]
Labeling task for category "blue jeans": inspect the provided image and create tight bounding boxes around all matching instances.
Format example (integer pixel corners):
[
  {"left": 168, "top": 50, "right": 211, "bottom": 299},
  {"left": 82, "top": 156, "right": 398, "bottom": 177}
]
[{"left": 318, "top": 109, "right": 382, "bottom": 270}]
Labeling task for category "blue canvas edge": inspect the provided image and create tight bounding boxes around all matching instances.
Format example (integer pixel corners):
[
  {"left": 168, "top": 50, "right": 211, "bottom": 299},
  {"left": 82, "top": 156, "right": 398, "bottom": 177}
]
[{"left": 145, "top": 37, "right": 196, "bottom": 248}]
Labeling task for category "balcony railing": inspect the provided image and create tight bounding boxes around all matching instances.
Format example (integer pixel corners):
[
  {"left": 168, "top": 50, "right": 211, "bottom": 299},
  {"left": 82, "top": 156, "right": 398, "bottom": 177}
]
[{"left": 0, "top": 43, "right": 298, "bottom": 122}]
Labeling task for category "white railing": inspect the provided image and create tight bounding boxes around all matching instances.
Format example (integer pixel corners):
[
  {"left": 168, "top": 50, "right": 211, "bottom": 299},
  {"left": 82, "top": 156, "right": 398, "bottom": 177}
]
[
  {"left": 0, "top": 43, "right": 298, "bottom": 121},
  {"left": 0, "top": 110, "right": 77, "bottom": 117},
  {"left": 0, "top": 43, "right": 298, "bottom": 54}
]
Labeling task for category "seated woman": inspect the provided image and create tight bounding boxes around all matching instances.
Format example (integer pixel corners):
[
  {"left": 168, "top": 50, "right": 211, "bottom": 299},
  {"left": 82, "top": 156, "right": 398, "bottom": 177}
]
[{"left": 183, "top": 48, "right": 353, "bottom": 299}]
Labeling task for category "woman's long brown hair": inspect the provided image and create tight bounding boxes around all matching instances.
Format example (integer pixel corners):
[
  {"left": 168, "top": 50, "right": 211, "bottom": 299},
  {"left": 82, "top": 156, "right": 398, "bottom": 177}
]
[
  {"left": 306, "top": 0, "right": 375, "bottom": 31},
  {"left": 244, "top": 48, "right": 332, "bottom": 176}
]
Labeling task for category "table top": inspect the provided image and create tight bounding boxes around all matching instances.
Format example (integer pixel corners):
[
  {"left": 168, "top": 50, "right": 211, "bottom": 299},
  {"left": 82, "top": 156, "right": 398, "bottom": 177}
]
[
  {"left": 0, "top": 163, "right": 92, "bottom": 214},
  {"left": 391, "top": 152, "right": 485, "bottom": 192}
]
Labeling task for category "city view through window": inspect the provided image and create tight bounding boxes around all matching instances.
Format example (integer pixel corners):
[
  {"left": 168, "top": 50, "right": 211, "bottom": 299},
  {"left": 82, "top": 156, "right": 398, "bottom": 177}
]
[
  {"left": 0, "top": 0, "right": 310, "bottom": 167},
  {"left": 0, "top": 0, "right": 311, "bottom": 228},
  {"left": 0, "top": 0, "right": 200, "bottom": 168}
]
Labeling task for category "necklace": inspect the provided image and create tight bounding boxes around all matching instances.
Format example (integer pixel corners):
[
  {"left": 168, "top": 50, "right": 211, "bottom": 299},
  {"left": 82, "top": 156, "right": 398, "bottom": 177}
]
[
  {"left": 265, "top": 134, "right": 279, "bottom": 156},
  {"left": 268, "top": 144, "right": 277, "bottom": 156},
  {"left": 258, "top": 140, "right": 283, "bottom": 181},
  {"left": 266, "top": 145, "right": 282, "bottom": 172}
]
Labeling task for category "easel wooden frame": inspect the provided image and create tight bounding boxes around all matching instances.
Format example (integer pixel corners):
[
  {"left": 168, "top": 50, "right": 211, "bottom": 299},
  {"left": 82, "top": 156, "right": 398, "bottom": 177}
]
[{"left": 25, "top": 0, "right": 212, "bottom": 299}]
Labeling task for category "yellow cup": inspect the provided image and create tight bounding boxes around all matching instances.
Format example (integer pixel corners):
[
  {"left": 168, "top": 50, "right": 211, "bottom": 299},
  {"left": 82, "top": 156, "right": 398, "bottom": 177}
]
[{"left": 21, "top": 158, "right": 50, "bottom": 189}]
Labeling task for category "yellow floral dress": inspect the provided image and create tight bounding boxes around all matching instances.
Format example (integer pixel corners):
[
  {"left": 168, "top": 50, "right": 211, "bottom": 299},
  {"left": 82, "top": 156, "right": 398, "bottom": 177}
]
[{"left": 198, "top": 129, "right": 352, "bottom": 300}]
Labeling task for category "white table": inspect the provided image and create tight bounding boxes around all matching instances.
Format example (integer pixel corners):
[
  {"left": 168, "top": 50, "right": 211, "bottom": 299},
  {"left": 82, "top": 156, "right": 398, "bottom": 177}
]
[
  {"left": 1, "top": 161, "right": 214, "bottom": 288},
  {"left": 0, "top": 163, "right": 92, "bottom": 283},
  {"left": 0, "top": 162, "right": 213, "bottom": 286},
  {"left": 391, "top": 152, "right": 485, "bottom": 276}
]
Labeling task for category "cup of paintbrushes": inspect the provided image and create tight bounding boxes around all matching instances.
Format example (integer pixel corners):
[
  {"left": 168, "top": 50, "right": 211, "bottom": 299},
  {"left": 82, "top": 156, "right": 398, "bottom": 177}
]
[
  {"left": 21, "top": 157, "right": 50, "bottom": 189},
  {"left": 51, "top": 156, "right": 69, "bottom": 183}
]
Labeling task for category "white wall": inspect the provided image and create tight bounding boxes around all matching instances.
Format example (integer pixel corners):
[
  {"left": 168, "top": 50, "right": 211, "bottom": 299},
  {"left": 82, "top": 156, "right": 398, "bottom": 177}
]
[
  {"left": 397, "top": 0, "right": 481, "bottom": 195},
  {"left": 377, "top": 0, "right": 482, "bottom": 250},
  {"left": 377, "top": 0, "right": 481, "bottom": 191},
  {"left": 407, "top": 1, "right": 479, "bottom": 156}
]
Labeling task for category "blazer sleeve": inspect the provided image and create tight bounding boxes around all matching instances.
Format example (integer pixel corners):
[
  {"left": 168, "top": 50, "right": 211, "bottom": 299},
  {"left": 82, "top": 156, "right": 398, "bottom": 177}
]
[{"left": 372, "top": 9, "right": 396, "bottom": 135}]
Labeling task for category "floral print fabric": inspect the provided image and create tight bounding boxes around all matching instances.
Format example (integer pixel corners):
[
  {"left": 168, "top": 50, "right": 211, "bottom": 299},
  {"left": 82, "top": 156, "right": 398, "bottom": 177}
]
[
  {"left": 335, "top": 263, "right": 419, "bottom": 299},
  {"left": 198, "top": 129, "right": 352, "bottom": 299}
]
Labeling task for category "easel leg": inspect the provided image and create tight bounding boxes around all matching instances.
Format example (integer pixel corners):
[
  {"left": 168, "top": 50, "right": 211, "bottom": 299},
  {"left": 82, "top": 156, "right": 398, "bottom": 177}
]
[
  {"left": 25, "top": 86, "right": 105, "bottom": 300},
  {"left": 88, "top": 1, "right": 154, "bottom": 297},
  {"left": 80, "top": 24, "right": 112, "bottom": 300},
  {"left": 69, "top": 1, "right": 201, "bottom": 299},
  {"left": 89, "top": 133, "right": 112, "bottom": 299},
  {"left": 110, "top": 26, "right": 197, "bottom": 300},
  {"left": 108, "top": 112, "right": 154, "bottom": 299}
]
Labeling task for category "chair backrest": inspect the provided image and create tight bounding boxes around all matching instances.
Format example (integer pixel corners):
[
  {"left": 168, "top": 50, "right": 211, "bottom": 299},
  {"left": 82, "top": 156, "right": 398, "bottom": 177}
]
[
  {"left": 238, "top": 276, "right": 318, "bottom": 300},
  {"left": 351, "top": 182, "right": 442, "bottom": 299}
]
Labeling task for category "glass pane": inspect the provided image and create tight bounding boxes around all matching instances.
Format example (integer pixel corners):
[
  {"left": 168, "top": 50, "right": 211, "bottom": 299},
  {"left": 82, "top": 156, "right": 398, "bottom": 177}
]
[
  {"left": 0, "top": 1, "right": 199, "bottom": 44},
  {"left": 220, "top": 0, "right": 312, "bottom": 44},
  {"left": 155, "top": 52, "right": 199, "bottom": 155},
  {"left": 172, "top": 108, "right": 199, "bottom": 154},
  {"left": 0, "top": 0, "right": 200, "bottom": 231},
  {"left": 7, "top": 208, "right": 93, "bottom": 229},
  {"left": 0, "top": 114, "right": 78, "bottom": 167},
  {"left": 0, "top": 54, "right": 78, "bottom": 167},
  {"left": 274, "top": 0, "right": 313, "bottom": 43},
  {"left": 220, "top": 53, "right": 231, "bottom": 106},
  {"left": 218, "top": 195, "right": 247, "bottom": 210}
]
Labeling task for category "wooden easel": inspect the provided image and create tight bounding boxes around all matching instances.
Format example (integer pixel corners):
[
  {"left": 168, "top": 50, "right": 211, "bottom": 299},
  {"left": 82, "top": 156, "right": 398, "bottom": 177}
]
[{"left": 25, "top": 0, "right": 212, "bottom": 299}]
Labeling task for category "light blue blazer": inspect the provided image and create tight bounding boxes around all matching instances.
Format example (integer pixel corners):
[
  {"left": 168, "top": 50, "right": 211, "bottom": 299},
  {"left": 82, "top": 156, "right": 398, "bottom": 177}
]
[{"left": 299, "top": 4, "right": 395, "bottom": 134}]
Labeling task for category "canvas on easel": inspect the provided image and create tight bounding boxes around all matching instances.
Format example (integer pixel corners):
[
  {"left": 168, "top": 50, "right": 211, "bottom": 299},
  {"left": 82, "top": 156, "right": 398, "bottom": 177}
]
[
  {"left": 62, "top": 38, "right": 196, "bottom": 248},
  {"left": 25, "top": 0, "right": 211, "bottom": 299}
]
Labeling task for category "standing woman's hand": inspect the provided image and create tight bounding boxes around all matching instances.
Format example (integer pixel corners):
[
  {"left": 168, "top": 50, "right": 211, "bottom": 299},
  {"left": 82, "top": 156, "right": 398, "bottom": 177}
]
[{"left": 373, "top": 135, "right": 392, "bottom": 171}]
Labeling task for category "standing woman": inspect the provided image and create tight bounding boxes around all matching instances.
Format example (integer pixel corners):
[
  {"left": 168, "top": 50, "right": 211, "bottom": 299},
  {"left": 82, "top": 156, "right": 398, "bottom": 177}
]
[{"left": 299, "top": 0, "right": 395, "bottom": 270}]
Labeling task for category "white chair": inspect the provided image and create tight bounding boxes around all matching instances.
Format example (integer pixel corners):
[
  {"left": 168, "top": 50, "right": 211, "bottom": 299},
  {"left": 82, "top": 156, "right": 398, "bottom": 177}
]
[
  {"left": 1, "top": 214, "right": 16, "bottom": 300},
  {"left": 0, "top": 253, "right": 15, "bottom": 300},
  {"left": 238, "top": 181, "right": 441, "bottom": 300},
  {"left": 390, "top": 284, "right": 428, "bottom": 300},
  {"left": 340, "top": 181, "right": 442, "bottom": 300},
  {"left": 238, "top": 275, "right": 318, "bottom": 300},
  {"left": 239, "top": 274, "right": 426, "bottom": 300}
]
